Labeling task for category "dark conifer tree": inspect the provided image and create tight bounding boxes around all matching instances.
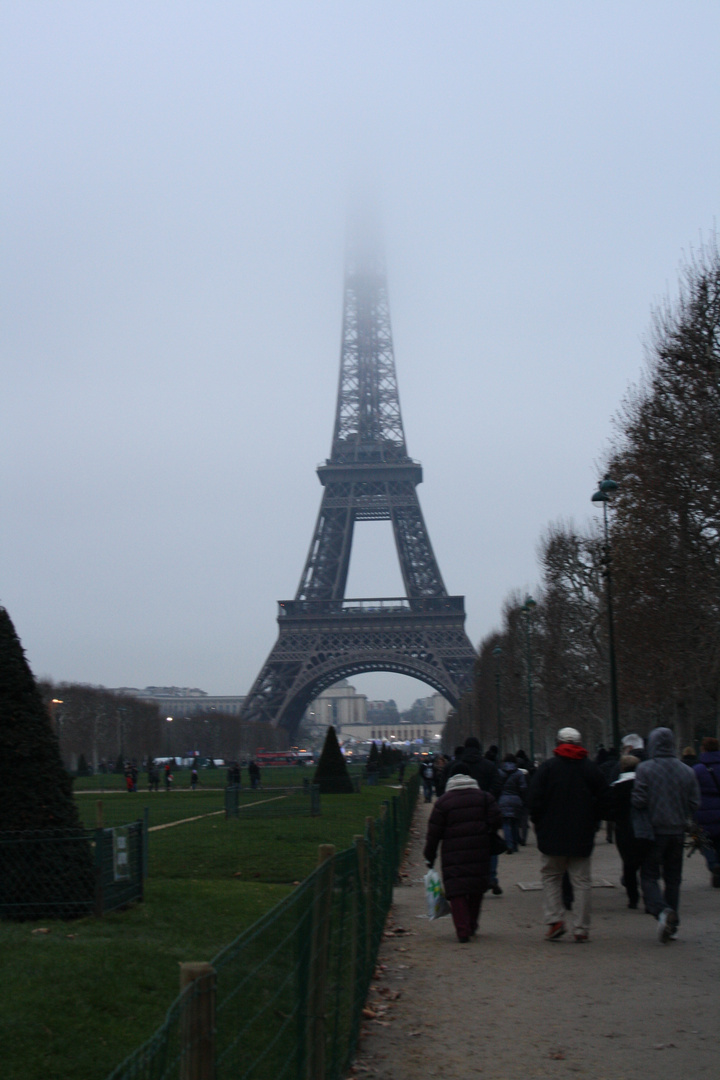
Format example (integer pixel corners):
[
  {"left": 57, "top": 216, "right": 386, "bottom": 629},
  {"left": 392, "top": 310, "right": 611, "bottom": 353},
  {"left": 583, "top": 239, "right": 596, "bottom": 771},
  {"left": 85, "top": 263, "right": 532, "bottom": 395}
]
[
  {"left": 0, "top": 606, "right": 94, "bottom": 917},
  {"left": 312, "top": 725, "right": 354, "bottom": 794}
]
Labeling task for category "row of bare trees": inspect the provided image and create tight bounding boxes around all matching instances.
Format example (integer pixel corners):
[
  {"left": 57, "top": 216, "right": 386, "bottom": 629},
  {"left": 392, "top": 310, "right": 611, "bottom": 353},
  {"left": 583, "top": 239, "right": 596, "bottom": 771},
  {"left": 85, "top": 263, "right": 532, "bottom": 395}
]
[
  {"left": 39, "top": 683, "right": 290, "bottom": 771},
  {"left": 446, "top": 237, "right": 720, "bottom": 757}
]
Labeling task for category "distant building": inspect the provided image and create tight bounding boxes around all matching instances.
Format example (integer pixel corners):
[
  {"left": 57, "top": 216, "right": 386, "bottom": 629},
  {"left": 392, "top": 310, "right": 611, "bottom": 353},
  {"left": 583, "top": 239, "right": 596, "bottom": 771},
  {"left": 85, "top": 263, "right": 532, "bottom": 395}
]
[
  {"left": 116, "top": 686, "right": 246, "bottom": 717},
  {"left": 303, "top": 682, "right": 451, "bottom": 747}
]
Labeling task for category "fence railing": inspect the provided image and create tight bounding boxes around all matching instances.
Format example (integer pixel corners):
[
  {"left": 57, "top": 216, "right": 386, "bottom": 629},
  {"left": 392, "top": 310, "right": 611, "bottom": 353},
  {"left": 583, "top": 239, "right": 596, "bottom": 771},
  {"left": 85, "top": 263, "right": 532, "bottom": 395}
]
[
  {"left": 224, "top": 784, "right": 321, "bottom": 818},
  {"left": 106, "top": 773, "right": 419, "bottom": 1080},
  {"left": 0, "top": 821, "right": 144, "bottom": 919}
]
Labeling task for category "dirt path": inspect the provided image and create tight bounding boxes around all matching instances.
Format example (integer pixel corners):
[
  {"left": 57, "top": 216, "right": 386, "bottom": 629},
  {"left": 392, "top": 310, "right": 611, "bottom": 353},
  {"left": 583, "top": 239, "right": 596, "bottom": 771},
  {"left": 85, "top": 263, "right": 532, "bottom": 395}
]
[{"left": 349, "top": 801, "right": 719, "bottom": 1080}]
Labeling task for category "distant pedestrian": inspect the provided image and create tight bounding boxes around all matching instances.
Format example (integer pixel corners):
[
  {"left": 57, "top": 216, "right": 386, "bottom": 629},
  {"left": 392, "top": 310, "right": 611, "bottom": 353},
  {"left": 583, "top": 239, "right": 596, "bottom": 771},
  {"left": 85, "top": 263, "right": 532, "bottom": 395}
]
[
  {"left": 424, "top": 773, "right": 502, "bottom": 943},
  {"left": 610, "top": 755, "right": 648, "bottom": 909},
  {"left": 248, "top": 759, "right": 261, "bottom": 790},
  {"left": 164, "top": 763, "right": 173, "bottom": 791},
  {"left": 497, "top": 754, "right": 527, "bottom": 853},
  {"left": 631, "top": 727, "right": 700, "bottom": 942},
  {"left": 148, "top": 763, "right": 159, "bottom": 792},
  {"left": 681, "top": 746, "right": 698, "bottom": 768},
  {"left": 528, "top": 726, "right": 610, "bottom": 942},
  {"left": 421, "top": 759, "right": 435, "bottom": 803},
  {"left": 433, "top": 755, "right": 448, "bottom": 796},
  {"left": 190, "top": 767, "right": 199, "bottom": 791},
  {"left": 692, "top": 737, "right": 720, "bottom": 887},
  {"left": 447, "top": 737, "right": 502, "bottom": 798}
]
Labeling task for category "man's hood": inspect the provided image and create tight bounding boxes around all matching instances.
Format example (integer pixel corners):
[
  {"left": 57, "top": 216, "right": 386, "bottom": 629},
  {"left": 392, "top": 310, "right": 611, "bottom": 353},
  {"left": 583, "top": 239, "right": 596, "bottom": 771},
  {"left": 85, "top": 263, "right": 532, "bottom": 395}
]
[{"left": 647, "top": 727, "right": 677, "bottom": 758}]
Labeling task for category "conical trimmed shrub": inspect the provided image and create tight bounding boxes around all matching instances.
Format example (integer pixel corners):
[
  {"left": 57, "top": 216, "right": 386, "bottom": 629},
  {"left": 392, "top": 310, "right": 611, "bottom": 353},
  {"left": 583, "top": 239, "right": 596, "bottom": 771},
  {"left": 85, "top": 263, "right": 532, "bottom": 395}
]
[
  {"left": 0, "top": 606, "right": 94, "bottom": 918},
  {"left": 312, "top": 725, "right": 354, "bottom": 794}
]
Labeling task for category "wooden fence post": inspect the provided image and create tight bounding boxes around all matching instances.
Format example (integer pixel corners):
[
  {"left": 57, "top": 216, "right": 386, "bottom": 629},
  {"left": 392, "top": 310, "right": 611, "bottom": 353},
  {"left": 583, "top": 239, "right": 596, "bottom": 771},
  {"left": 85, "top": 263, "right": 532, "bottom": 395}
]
[
  {"left": 179, "top": 962, "right": 216, "bottom": 1080},
  {"left": 307, "top": 844, "right": 335, "bottom": 1080}
]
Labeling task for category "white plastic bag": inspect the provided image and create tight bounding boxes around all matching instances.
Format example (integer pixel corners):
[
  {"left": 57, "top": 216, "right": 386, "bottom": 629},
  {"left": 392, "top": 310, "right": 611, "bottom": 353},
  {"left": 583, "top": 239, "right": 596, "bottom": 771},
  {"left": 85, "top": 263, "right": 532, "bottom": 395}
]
[{"left": 424, "top": 868, "right": 450, "bottom": 919}]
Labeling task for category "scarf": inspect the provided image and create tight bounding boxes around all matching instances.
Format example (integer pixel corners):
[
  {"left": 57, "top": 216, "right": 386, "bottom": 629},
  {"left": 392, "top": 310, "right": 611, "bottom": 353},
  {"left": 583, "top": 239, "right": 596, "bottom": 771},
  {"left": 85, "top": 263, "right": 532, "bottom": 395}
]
[{"left": 554, "top": 742, "right": 588, "bottom": 760}]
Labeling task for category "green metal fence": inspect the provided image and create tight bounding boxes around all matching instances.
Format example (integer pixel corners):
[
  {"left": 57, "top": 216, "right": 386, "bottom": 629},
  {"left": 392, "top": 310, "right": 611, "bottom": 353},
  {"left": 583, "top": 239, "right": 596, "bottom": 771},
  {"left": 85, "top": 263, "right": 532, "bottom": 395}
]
[
  {"left": 107, "top": 774, "right": 419, "bottom": 1080},
  {"left": 0, "top": 820, "right": 144, "bottom": 919}
]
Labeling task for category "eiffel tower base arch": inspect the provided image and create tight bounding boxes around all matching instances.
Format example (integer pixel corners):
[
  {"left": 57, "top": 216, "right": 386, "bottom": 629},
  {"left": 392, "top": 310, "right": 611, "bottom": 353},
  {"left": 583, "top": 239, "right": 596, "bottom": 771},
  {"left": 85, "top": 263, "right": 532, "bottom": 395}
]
[{"left": 242, "top": 598, "right": 477, "bottom": 742}]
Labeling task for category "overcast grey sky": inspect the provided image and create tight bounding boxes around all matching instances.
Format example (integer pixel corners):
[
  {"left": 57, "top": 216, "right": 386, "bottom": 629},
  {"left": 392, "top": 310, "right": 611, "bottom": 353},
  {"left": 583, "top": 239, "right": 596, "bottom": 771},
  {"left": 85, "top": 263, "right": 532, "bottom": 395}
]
[{"left": 2, "top": 2, "right": 718, "bottom": 709}]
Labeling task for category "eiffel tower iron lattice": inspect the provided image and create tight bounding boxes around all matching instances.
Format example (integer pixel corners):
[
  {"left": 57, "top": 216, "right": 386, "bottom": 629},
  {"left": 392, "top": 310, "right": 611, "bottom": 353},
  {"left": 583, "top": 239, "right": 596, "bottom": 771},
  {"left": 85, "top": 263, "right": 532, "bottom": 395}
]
[{"left": 241, "top": 242, "right": 478, "bottom": 739}]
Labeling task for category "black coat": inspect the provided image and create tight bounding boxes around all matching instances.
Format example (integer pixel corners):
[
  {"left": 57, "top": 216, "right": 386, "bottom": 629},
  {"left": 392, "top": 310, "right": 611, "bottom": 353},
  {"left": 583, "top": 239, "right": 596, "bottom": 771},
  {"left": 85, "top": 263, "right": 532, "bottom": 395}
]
[
  {"left": 424, "top": 780, "right": 502, "bottom": 898},
  {"left": 447, "top": 748, "right": 502, "bottom": 798},
  {"left": 528, "top": 752, "right": 610, "bottom": 857}
]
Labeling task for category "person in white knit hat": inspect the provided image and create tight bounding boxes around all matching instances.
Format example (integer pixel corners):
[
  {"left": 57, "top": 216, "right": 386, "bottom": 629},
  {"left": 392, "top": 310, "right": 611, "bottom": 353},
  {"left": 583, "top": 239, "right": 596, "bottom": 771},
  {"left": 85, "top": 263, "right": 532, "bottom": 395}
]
[{"left": 528, "top": 727, "right": 611, "bottom": 942}]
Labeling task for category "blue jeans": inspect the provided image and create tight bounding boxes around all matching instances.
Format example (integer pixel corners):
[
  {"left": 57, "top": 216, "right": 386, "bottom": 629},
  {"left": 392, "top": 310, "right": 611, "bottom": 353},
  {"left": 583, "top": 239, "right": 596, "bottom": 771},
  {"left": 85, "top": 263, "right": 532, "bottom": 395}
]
[
  {"left": 641, "top": 834, "right": 684, "bottom": 920},
  {"left": 502, "top": 818, "right": 519, "bottom": 852}
]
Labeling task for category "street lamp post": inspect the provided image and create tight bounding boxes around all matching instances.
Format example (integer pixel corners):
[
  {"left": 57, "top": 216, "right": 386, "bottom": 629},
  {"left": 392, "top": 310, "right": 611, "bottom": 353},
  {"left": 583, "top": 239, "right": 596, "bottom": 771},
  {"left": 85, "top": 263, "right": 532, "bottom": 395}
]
[
  {"left": 118, "top": 706, "right": 127, "bottom": 765},
  {"left": 492, "top": 646, "right": 503, "bottom": 757},
  {"left": 592, "top": 477, "right": 621, "bottom": 750},
  {"left": 166, "top": 717, "right": 173, "bottom": 758},
  {"left": 522, "top": 597, "right": 536, "bottom": 763},
  {"left": 49, "top": 698, "right": 64, "bottom": 762}
]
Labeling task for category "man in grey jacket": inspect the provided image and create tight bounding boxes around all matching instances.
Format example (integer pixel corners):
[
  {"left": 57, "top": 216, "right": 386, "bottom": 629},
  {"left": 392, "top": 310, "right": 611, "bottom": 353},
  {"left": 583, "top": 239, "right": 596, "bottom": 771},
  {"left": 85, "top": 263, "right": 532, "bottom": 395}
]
[{"left": 632, "top": 727, "right": 700, "bottom": 942}]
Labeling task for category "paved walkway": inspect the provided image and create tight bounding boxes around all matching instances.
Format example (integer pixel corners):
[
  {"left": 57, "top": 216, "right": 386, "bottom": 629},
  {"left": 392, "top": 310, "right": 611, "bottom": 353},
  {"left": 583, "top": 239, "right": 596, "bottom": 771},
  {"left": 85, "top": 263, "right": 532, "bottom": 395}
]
[{"left": 348, "top": 800, "right": 720, "bottom": 1080}]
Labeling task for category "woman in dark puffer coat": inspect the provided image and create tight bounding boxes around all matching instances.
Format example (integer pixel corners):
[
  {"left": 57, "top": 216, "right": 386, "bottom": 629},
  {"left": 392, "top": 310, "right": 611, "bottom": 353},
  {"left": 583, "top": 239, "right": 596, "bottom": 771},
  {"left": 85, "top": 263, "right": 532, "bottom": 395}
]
[{"left": 423, "top": 773, "right": 502, "bottom": 942}]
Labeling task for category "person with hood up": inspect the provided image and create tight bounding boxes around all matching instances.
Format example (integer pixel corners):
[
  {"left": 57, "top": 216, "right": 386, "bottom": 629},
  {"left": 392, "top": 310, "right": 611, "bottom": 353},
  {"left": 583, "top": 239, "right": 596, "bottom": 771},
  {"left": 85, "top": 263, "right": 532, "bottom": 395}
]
[
  {"left": 423, "top": 772, "right": 502, "bottom": 943},
  {"left": 632, "top": 727, "right": 700, "bottom": 942},
  {"left": 528, "top": 727, "right": 610, "bottom": 942},
  {"left": 692, "top": 736, "right": 720, "bottom": 886}
]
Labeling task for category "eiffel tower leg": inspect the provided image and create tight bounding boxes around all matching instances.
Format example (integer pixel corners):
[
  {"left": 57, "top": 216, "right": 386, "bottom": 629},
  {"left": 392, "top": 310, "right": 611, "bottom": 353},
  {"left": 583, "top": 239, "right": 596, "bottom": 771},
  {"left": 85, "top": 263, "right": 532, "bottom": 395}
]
[
  {"left": 388, "top": 483, "right": 446, "bottom": 597},
  {"left": 296, "top": 491, "right": 354, "bottom": 602}
]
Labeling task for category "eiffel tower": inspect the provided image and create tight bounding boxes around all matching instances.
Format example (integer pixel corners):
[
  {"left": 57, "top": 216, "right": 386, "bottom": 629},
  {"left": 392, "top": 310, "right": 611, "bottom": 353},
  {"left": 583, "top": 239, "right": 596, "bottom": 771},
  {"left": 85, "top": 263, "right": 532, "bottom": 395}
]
[{"left": 241, "top": 235, "right": 477, "bottom": 739}]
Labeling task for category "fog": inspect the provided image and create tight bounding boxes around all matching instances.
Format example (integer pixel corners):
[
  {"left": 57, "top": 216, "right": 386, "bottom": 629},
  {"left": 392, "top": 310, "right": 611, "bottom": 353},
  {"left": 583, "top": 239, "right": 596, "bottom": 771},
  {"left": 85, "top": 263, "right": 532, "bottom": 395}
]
[{"left": 2, "top": 2, "right": 718, "bottom": 709}]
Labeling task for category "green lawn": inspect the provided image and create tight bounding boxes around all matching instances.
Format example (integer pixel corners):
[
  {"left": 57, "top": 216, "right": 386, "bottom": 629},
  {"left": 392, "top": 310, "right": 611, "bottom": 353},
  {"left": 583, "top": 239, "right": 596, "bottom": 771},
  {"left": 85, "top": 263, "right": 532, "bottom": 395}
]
[{"left": 0, "top": 782, "right": 402, "bottom": 1080}]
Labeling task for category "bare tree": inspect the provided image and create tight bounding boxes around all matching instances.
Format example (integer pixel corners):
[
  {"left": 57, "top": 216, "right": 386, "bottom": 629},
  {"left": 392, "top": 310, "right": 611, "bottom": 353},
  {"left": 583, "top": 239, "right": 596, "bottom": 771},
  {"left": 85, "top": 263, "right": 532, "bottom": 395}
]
[{"left": 607, "top": 237, "right": 720, "bottom": 743}]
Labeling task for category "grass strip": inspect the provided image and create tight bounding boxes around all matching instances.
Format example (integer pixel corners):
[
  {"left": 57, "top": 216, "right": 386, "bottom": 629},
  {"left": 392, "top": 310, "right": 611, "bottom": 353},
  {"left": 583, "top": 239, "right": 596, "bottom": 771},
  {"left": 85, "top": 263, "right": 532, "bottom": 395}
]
[{"left": 1, "top": 783, "right": 400, "bottom": 1080}]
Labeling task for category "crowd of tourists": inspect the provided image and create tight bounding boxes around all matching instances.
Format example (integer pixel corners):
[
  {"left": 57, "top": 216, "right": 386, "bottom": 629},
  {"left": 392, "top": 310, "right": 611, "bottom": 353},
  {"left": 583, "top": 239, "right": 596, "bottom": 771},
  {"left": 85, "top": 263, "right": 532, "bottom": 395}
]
[{"left": 421, "top": 727, "right": 719, "bottom": 945}]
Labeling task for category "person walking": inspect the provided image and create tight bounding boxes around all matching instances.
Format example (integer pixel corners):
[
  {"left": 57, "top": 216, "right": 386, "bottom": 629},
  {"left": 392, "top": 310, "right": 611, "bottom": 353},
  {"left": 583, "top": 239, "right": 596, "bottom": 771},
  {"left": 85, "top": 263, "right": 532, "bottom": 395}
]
[
  {"left": 448, "top": 737, "right": 504, "bottom": 894},
  {"left": 631, "top": 726, "right": 700, "bottom": 942},
  {"left": 497, "top": 754, "right": 527, "bottom": 853},
  {"left": 692, "top": 736, "right": 720, "bottom": 887},
  {"left": 447, "top": 736, "right": 503, "bottom": 798},
  {"left": 423, "top": 773, "right": 502, "bottom": 943},
  {"left": 421, "top": 758, "right": 435, "bottom": 803},
  {"left": 610, "top": 754, "right": 648, "bottom": 908},
  {"left": 528, "top": 726, "right": 610, "bottom": 942}
]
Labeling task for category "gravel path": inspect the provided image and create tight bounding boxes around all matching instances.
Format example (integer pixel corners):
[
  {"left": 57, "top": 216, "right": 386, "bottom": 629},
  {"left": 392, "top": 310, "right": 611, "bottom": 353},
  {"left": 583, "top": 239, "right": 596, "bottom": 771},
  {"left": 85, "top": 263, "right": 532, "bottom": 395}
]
[{"left": 348, "top": 800, "right": 719, "bottom": 1080}]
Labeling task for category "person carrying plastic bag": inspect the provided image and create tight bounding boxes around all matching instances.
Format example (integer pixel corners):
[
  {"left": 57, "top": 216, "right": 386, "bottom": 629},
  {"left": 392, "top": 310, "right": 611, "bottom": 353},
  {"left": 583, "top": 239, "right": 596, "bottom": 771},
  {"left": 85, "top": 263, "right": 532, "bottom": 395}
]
[{"left": 423, "top": 773, "right": 502, "bottom": 942}]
